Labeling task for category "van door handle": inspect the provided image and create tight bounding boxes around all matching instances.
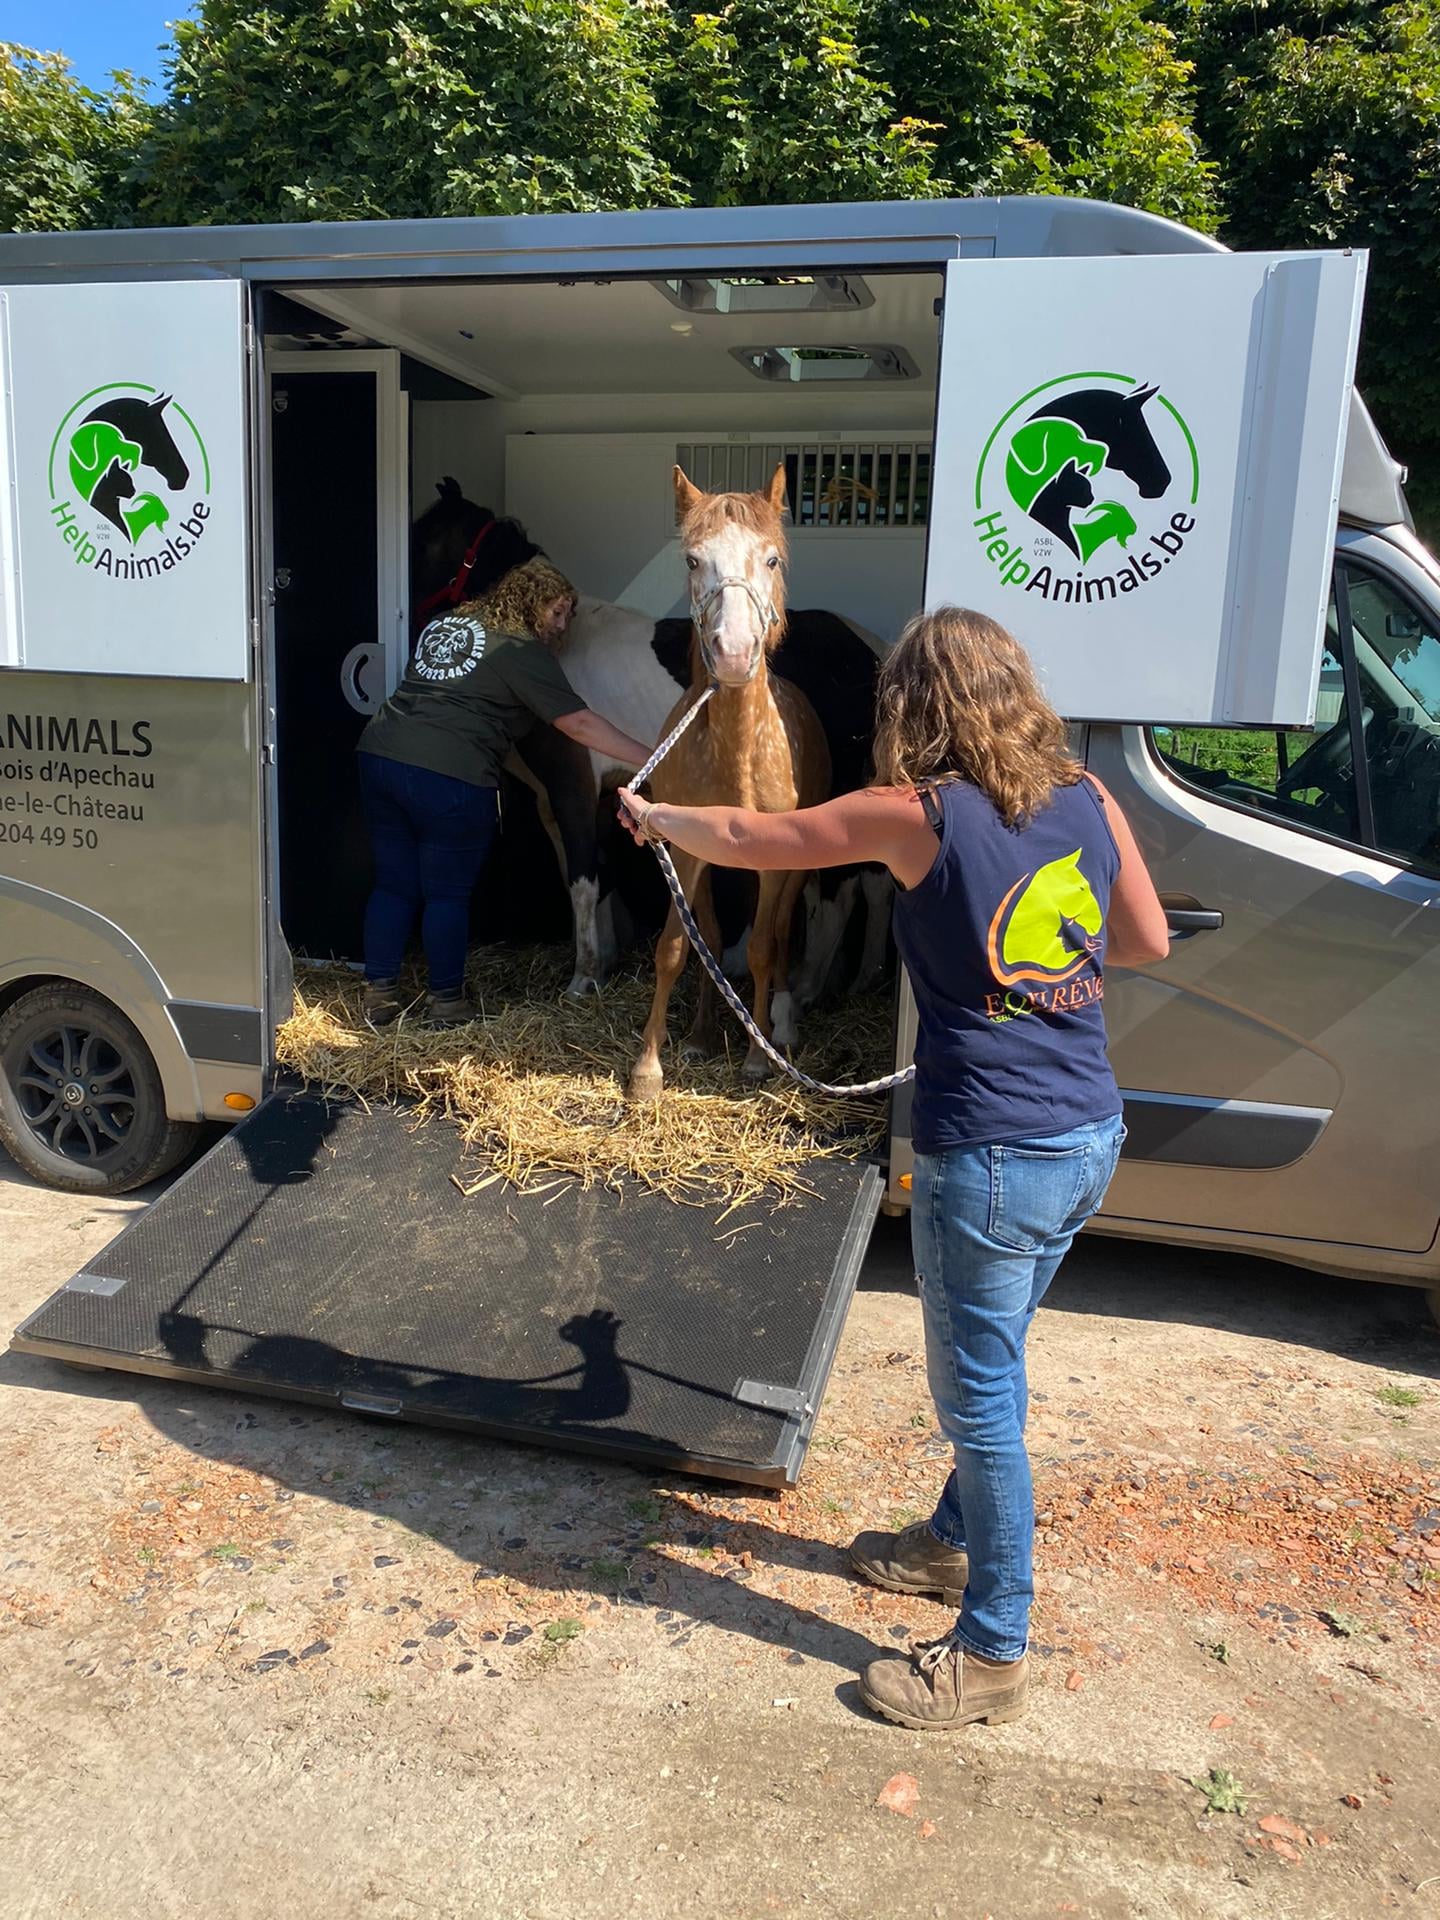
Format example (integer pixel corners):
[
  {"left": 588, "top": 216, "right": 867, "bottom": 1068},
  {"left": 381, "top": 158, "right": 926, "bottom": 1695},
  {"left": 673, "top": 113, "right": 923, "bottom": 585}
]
[{"left": 1164, "top": 906, "right": 1224, "bottom": 935}]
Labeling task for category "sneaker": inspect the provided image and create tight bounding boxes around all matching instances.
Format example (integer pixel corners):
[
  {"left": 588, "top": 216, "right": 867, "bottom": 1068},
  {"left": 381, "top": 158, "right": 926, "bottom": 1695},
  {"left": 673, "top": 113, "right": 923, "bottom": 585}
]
[
  {"left": 859, "top": 1637, "right": 1028, "bottom": 1732},
  {"left": 848, "top": 1521, "right": 969, "bottom": 1607},
  {"left": 362, "top": 980, "right": 405, "bottom": 1028},
  {"left": 424, "top": 991, "right": 480, "bottom": 1028}
]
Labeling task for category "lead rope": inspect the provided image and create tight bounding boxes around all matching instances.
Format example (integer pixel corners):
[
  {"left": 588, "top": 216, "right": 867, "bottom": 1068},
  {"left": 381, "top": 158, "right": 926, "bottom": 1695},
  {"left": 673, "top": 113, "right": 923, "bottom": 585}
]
[{"left": 632, "top": 688, "right": 915, "bottom": 1100}]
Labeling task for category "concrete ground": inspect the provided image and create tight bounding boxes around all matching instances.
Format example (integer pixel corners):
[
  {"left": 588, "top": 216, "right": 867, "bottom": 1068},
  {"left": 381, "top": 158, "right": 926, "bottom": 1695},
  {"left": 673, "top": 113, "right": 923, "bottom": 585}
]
[{"left": 2, "top": 1141, "right": 1438, "bottom": 1920}]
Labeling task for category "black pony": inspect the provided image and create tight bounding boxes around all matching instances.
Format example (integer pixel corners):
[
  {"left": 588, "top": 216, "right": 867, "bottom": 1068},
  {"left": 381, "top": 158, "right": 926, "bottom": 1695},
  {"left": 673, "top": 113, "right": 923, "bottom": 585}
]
[{"left": 411, "top": 477, "right": 540, "bottom": 633}]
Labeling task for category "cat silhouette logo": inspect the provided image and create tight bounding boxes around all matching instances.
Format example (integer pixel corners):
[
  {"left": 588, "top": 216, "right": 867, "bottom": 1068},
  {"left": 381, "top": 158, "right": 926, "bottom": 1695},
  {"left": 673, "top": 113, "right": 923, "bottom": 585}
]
[
  {"left": 987, "top": 850, "right": 1104, "bottom": 989},
  {"left": 974, "top": 374, "right": 1200, "bottom": 608},
  {"left": 412, "top": 613, "right": 488, "bottom": 682},
  {"left": 48, "top": 383, "right": 214, "bottom": 584}
]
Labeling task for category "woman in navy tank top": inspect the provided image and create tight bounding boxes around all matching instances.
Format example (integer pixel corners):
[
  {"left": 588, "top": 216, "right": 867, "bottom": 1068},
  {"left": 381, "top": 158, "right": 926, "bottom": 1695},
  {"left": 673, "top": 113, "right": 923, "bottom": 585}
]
[{"left": 620, "top": 607, "right": 1168, "bottom": 1733}]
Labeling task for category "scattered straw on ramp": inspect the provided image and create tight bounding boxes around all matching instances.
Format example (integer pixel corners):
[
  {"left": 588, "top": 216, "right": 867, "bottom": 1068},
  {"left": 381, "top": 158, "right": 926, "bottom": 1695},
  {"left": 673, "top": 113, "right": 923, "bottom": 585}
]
[{"left": 276, "top": 946, "right": 891, "bottom": 1209}]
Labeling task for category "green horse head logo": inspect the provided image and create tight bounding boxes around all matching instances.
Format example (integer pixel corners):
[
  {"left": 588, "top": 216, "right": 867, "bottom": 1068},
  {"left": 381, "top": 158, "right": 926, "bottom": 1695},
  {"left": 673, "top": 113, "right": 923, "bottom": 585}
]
[{"left": 987, "top": 849, "right": 1104, "bottom": 987}]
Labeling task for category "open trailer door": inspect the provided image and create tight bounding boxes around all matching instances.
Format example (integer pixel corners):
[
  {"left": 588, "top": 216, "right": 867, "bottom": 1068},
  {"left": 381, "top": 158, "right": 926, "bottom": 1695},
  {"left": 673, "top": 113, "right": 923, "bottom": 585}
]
[
  {"left": 0, "top": 277, "right": 270, "bottom": 1172},
  {"left": 15, "top": 1088, "right": 882, "bottom": 1488},
  {"left": 889, "top": 246, "right": 1368, "bottom": 1200}
]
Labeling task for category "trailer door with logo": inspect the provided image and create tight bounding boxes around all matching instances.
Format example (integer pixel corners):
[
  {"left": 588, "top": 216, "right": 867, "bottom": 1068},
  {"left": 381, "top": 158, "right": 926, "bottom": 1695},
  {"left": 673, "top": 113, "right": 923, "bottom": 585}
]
[
  {"left": 890, "top": 249, "right": 1372, "bottom": 1213},
  {"left": 924, "top": 250, "right": 1367, "bottom": 726},
  {"left": 0, "top": 279, "right": 265, "bottom": 1124}
]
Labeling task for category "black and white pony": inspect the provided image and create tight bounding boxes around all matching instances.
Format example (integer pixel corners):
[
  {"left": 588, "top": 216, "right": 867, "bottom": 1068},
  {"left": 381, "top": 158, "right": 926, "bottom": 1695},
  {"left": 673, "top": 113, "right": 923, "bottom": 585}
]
[{"left": 411, "top": 479, "right": 893, "bottom": 1001}]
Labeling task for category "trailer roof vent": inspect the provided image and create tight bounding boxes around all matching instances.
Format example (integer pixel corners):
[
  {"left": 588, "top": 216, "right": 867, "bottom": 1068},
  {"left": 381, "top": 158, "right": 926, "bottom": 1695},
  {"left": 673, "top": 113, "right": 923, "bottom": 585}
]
[
  {"left": 656, "top": 273, "right": 873, "bottom": 315},
  {"left": 730, "top": 343, "right": 919, "bottom": 385}
]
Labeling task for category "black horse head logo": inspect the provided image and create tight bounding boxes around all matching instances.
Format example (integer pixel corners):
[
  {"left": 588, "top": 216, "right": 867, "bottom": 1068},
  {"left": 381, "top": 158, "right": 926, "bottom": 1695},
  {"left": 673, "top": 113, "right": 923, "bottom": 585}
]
[
  {"left": 1029, "top": 383, "right": 1170, "bottom": 499},
  {"left": 1004, "top": 383, "right": 1169, "bottom": 563}
]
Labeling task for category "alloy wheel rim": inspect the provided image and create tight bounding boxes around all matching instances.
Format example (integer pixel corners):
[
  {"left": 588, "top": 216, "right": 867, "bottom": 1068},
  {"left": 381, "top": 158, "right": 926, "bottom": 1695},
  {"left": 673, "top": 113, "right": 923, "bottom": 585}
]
[{"left": 14, "top": 1023, "right": 137, "bottom": 1164}]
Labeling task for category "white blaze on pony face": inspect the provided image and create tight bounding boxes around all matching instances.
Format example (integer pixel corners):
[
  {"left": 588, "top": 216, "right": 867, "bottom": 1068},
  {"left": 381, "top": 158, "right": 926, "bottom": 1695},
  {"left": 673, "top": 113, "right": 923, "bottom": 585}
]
[{"left": 675, "top": 463, "right": 788, "bottom": 687}]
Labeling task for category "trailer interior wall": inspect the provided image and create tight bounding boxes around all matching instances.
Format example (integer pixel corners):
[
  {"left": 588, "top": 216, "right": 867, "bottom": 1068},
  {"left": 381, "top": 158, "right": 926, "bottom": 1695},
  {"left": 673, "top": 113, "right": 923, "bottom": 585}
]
[{"left": 267, "top": 267, "right": 942, "bottom": 964}]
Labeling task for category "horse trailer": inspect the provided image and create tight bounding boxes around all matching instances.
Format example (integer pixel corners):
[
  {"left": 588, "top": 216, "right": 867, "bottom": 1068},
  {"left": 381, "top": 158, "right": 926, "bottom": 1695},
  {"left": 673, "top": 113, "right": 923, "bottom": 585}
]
[{"left": 3, "top": 195, "right": 1438, "bottom": 1485}]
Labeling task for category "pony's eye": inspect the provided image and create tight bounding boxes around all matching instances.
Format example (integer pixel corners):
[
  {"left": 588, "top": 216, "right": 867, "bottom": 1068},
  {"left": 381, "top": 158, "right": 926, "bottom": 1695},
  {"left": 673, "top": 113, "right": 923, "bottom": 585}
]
[
  {"left": 686, "top": 555, "right": 699, "bottom": 572},
  {"left": 766, "top": 554, "right": 780, "bottom": 569}
]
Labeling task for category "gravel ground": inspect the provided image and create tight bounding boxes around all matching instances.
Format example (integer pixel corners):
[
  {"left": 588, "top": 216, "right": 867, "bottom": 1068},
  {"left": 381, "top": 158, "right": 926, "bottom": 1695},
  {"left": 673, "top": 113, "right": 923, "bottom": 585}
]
[{"left": 2, "top": 1143, "right": 1438, "bottom": 1920}]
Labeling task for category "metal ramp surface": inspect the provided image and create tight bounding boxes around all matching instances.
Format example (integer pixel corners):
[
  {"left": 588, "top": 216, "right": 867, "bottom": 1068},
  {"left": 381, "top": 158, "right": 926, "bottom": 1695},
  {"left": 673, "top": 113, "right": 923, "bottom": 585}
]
[{"left": 13, "top": 1090, "right": 882, "bottom": 1487}]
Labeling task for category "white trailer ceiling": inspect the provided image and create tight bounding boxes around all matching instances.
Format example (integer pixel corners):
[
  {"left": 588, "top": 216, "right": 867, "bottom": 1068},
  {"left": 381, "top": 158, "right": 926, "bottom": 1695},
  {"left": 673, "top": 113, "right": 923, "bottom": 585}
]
[{"left": 290, "top": 273, "right": 941, "bottom": 399}]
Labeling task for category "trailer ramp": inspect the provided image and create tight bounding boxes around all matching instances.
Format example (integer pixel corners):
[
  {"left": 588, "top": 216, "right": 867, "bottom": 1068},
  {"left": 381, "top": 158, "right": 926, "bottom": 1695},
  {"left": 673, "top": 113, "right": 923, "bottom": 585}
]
[{"left": 13, "top": 1090, "right": 882, "bottom": 1488}]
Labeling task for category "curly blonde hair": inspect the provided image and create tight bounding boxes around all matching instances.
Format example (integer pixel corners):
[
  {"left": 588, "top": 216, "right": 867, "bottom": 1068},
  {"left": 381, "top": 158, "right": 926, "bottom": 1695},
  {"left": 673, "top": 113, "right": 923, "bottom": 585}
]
[
  {"left": 460, "top": 557, "right": 576, "bottom": 644},
  {"left": 873, "top": 606, "right": 1082, "bottom": 828}
]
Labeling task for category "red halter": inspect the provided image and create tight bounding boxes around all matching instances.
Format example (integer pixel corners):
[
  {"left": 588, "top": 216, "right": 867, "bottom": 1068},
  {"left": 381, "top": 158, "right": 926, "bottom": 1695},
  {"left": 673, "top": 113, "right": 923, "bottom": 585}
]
[{"left": 415, "top": 517, "right": 495, "bottom": 623}]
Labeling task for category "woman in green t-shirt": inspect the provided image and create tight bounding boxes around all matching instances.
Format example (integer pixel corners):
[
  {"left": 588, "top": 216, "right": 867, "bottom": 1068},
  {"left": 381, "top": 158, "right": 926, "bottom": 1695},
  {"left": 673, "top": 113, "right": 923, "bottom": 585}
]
[{"left": 356, "top": 558, "right": 650, "bottom": 1027}]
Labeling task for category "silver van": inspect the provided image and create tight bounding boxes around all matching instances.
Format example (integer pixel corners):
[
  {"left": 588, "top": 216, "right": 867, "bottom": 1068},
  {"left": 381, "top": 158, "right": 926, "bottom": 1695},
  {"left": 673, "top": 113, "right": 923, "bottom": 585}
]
[{"left": 2, "top": 194, "right": 1437, "bottom": 1374}]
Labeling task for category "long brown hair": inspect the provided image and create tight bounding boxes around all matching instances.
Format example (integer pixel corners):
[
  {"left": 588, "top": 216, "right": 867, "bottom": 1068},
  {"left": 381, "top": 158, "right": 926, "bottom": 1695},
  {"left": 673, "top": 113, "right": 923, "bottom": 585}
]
[{"left": 872, "top": 606, "right": 1081, "bottom": 827}]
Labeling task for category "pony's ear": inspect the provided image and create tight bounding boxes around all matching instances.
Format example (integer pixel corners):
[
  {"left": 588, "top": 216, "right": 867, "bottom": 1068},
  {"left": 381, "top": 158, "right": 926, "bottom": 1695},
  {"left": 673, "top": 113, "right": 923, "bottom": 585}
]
[
  {"left": 438, "top": 476, "right": 461, "bottom": 501},
  {"left": 674, "top": 466, "right": 703, "bottom": 519},
  {"left": 764, "top": 461, "right": 789, "bottom": 516},
  {"left": 150, "top": 393, "right": 172, "bottom": 411},
  {"left": 1129, "top": 383, "right": 1158, "bottom": 406}
]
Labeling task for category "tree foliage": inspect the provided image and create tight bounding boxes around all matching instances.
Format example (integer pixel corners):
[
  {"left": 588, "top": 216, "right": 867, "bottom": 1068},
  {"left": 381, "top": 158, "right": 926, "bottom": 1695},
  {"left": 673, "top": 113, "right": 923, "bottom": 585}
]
[
  {"left": 873, "top": 0, "right": 1217, "bottom": 226},
  {"left": 648, "top": 0, "right": 941, "bottom": 206},
  {"left": 1176, "top": 0, "right": 1440, "bottom": 532},
  {"left": 129, "top": 0, "right": 682, "bottom": 225},
  {"left": 0, "top": 46, "right": 151, "bottom": 234},
  {"left": 3, "top": 0, "right": 1438, "bottom": 522}
]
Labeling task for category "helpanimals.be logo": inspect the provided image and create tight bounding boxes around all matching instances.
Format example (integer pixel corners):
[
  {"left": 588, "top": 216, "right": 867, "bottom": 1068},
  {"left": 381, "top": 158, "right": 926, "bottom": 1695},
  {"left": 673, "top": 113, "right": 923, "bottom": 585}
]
[
  {"left": 973, "top": 373, "right": 1200, "bottom": 607},
  {"left": 47, "top": 383, "right": 213, "bottom": 581}
]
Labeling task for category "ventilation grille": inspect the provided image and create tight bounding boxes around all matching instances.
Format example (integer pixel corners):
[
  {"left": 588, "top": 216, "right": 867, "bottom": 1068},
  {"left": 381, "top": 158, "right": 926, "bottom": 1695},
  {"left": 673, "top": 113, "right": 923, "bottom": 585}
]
[{"left": 675, "top": 440, "right": 932, "bottom": 529}]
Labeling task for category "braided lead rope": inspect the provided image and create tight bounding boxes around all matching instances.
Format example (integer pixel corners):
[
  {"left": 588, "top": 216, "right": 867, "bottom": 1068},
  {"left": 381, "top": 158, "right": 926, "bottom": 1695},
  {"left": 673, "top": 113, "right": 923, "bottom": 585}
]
[
  {"left": 635, "top": 685, "right": 914, "bottom": 1100},
  {"left": 633, "top": 683, "right": 715, "bottom": 788}
]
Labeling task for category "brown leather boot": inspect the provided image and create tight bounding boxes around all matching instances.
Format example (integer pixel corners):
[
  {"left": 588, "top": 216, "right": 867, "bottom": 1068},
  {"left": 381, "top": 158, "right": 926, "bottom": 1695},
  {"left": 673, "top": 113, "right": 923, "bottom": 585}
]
[
  {"left": 424, "top": 991, "right": 480, "bottom": 1028},
  {"left": 859, "top": 1637, "right": 1028, "bottom": 1732},
  {"left": 362, "top": 980, "right": 405, "bottom": 1028},
  {"left": 848, "top": 1521, "right": 969, "bottom": 1606}
]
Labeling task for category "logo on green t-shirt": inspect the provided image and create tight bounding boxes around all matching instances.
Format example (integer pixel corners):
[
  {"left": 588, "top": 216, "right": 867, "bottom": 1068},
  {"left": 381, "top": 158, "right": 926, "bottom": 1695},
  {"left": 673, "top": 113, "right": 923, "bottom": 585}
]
[{"left": 413, "top": 613, "right": 487, "bottom": 682}]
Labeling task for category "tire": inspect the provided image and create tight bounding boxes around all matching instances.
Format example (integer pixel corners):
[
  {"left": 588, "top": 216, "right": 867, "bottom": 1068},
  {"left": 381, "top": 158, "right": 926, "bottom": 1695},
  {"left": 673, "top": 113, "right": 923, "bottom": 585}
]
[
  {"left": 1427, "top": 1286, "right": 1440, "bottom": 1333},
  {"left": 0, "top": 984, "right": 201, "bottom": 1196}
]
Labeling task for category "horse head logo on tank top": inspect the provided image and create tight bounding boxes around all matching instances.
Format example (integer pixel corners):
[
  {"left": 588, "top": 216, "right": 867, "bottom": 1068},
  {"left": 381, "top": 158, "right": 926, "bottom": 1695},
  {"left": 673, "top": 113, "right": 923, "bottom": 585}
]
[{"left": 987, "top": 849, "right": 1104, "bottom": 991}]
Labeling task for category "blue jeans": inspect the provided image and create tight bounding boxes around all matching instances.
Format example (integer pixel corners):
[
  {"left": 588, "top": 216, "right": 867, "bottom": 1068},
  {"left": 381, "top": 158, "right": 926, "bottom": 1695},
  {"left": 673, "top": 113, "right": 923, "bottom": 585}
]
[
  {"left": 911, "top": 1114, "right": 1126, "bottom": 1662},
  {"left": 357, "top": 752, "right": 499, "bottom": 995}
]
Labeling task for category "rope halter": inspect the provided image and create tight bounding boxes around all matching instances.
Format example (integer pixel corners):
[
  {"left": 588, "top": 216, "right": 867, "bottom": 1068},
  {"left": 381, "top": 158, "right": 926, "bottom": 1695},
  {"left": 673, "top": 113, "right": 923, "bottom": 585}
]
[{"left": 691, "top": 575, "right": 780, "bottom": 683}]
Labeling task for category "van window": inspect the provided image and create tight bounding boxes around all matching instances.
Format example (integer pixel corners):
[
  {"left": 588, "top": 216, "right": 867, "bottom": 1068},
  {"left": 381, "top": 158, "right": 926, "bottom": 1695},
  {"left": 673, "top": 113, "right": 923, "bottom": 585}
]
[
  {"left": 1344, "top": 568, "right": 1440, "bottom": 873},
  {"left": 1152, "top": 565, "right": 1440, "bottom": 878}
]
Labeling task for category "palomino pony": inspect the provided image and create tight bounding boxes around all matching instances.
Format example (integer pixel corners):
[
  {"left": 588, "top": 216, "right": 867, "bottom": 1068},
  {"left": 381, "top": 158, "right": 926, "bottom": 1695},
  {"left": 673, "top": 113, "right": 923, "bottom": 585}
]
[
  {"left": 628, "top": 465, "right": 830, "bottom": 1101},
  {"left": 410, "top": 481, "right": 893, "bottom": 1002}
]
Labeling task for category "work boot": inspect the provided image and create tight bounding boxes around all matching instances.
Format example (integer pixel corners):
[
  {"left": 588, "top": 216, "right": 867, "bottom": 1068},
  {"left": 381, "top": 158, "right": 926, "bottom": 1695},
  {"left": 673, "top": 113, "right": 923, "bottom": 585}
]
[
  {"left": 848, "top": 1521, "right": 969, "bottom": 1606},
  {"left": 362, "top": 979, "right": 405, "bottom": 1028},
  {"left": 424, "top": 991, "right": 480, "bottom": 1029},
  {"left": 859, "top": 1637, "right": 1029, "bottom": 1732}
]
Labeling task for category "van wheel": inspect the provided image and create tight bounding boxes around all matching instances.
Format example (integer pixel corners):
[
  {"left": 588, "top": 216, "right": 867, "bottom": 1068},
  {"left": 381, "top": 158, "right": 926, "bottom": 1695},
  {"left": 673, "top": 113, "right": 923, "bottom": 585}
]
[
  {"left": 1427, "top": 1286, "right": 1440, "bottom": 1333},
  {"left": 0, "top": 985, "right": 200, "bottom": 1196}
]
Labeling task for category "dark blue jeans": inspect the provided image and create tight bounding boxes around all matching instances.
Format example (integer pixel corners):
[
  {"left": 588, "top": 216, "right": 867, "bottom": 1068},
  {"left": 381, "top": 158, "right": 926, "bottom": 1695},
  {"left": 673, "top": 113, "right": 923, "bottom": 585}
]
[
  {"left": 911, "top": 1115, "right": 1126, "bottom": 1661},
  {"left": 357, "top": 752, "right": 499, "bottom": 995}
]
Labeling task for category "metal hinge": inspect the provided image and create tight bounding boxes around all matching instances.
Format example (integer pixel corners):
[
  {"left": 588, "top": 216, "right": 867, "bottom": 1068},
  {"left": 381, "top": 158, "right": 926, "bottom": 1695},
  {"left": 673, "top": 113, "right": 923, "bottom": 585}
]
[
  {"left": 733, "top": 1378, "right": 811, "bottom": 1418},
  {"left": 340, "top": 1391, "right": 404, "bottom": 1418}
]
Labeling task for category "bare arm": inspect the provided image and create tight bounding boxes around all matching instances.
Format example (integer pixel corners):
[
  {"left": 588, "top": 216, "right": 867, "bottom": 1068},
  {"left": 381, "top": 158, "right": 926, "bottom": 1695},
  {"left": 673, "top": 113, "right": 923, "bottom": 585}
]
[
  {"left": 1087, "top": 775, "right": 1170, "bottom": 967},
  {"left": 554, "top": 707, "right": 652, "bottom": 769},
  {"left": 616, "top": 785, "right": 939, "bottom": 888}
]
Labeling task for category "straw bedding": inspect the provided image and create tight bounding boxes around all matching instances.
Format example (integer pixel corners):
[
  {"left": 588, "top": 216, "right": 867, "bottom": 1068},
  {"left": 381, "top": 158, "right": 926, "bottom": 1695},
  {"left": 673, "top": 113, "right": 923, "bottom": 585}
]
[{"left": 276, "top": 946, "right": 892, "bottom": 1210}]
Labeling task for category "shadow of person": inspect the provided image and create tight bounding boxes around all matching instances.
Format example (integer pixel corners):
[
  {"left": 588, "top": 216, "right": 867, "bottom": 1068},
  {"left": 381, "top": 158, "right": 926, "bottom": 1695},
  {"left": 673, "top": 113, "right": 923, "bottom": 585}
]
[{"left": 154, "top": 1304, "right": 640, "bottom": 1434}]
